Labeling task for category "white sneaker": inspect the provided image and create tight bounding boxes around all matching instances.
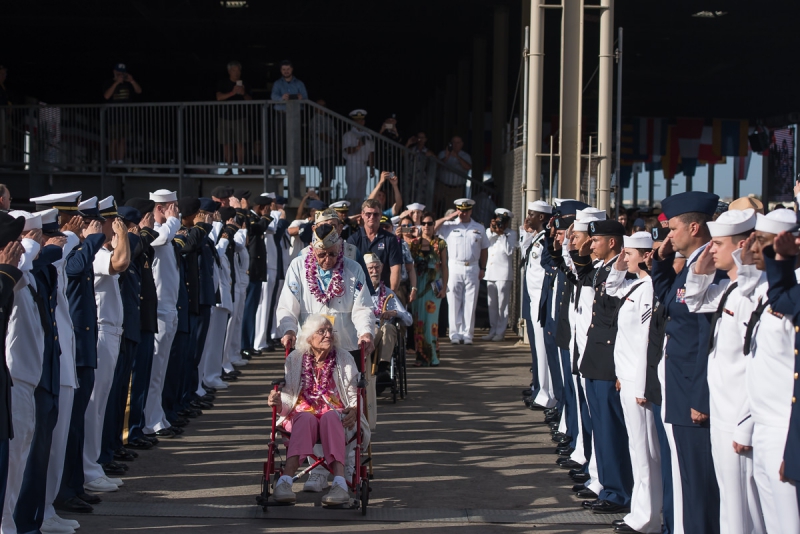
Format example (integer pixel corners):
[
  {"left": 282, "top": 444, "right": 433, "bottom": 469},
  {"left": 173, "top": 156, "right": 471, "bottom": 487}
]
[
  {"left": 41, "top": 517, "right": 74, "bottom": 534},
  {"left": 272, "top": 479, "right": 296, "bottom": 503},
  {"left": 481, "top": 334, "right": 496, "bottom": 341},
  {"left": 493, "top": 334, "right": 505, "bottom": 341},
  {"left": 84, "top": 476, "right": 118, "bottom": 493},
  {"left": 303, "top": 472, "right": 329, "bottom": 492},
  {"left": 450, "top": 338, "right": 461, "bottom": 345},
  {"left": 53, "top": 515, "right": 80, "bottom": 529},
  {"left": 231, "top": 359, "right": 248, "bottom": 367},
  {"left": 103, "top": 474, "right": 124, "bottom": 486},
  {"left": 321, "top": 484, "right": 350, "bottom": 506},
  {"left": 463, "top": 338, "right": 473, "bottom": 345}
]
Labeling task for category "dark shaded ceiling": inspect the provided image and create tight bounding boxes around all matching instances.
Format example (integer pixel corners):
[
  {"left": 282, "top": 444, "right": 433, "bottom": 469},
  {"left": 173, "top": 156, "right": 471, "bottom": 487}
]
[{"left": 2, "top": 0, "right": 798, "bottom": 140}]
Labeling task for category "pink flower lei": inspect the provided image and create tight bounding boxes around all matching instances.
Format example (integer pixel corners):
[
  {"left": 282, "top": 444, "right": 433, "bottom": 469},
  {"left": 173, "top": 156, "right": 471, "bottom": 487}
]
[
  {"left": 301, "top": 349, "right": 337, "bottom": 412},
  {"left": 304, "top": 245, "right": 345, "bottom": 304},
  {"left": 373, "top": 281, "right": 388, "bottom": 318}
]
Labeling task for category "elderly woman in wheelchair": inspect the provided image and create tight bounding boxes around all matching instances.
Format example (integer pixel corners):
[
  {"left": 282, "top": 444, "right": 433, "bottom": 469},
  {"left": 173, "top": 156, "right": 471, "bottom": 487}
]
[{"left": 267, "top": 314, "right": 370, "bottom": 506}]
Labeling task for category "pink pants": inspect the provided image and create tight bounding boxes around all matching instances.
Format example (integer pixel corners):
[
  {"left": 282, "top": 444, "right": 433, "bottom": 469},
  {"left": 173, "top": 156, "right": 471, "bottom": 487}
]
[{"left": 286, "top": 411, "right": 346, "bottom": 466}]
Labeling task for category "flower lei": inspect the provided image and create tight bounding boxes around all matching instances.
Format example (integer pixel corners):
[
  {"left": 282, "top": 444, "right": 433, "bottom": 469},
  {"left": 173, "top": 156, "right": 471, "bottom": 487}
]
[
  {"left": 301, "top": 350, "right": 337, "bottom": 412},
  {"left": 373, "top": 282, "right": 388, "bottom": 318},
  {"left": 304, "top": 245, "right": 345, "bottom": 304}
]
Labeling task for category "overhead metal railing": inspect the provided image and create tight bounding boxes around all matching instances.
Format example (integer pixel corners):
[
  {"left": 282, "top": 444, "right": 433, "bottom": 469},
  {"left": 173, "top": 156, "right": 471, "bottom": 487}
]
[{"left": 0, "top": 99, "right": 488, "bottom": 211}]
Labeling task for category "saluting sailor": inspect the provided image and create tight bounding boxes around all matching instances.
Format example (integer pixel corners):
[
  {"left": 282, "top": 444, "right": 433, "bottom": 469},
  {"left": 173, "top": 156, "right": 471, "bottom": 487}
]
[
  {"left": 433, "top": 198, "right": 489, "bottom": 345},
  {"left": 483, "top": 207, "right": 517, "bottom": 341},
  {"left": 330, "top": 200, "right": 358, "bottom": 241}
]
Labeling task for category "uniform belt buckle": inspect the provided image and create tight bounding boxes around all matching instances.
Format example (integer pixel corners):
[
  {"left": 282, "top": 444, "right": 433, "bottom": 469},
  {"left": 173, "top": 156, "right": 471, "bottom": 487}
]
[{"left": 464, "top": 261, "right": 470, "bottom": 266}]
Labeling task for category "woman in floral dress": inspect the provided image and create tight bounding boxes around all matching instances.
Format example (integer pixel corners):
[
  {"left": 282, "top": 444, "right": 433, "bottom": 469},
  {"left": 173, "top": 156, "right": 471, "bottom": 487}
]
[{"left": 409, "top": 212, "right": 448, "bottom": 366}]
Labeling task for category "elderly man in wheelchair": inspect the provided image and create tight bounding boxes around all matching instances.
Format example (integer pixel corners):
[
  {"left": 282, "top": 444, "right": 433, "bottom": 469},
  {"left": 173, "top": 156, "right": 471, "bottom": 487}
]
[{"left": 267, "top": 314, "right": 371, "bottom": 506}]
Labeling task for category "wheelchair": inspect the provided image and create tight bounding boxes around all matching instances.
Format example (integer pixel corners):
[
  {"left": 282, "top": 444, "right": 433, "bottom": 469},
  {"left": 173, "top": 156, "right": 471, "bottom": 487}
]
[
  {"left": 373, "top": 318, "right": 408, "bottom": 404},
  {"left": 257, "top": 344, "right": 371, "bottom": 515}
]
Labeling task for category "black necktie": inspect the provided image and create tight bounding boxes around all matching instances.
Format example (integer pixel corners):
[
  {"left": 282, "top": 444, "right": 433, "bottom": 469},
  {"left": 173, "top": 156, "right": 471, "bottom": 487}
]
[
  {"left": 707, "top": 281, "right": 738, "bottom": 354},
  {"left": 743, "top": 297, "right": 769, "bottom": 356}
]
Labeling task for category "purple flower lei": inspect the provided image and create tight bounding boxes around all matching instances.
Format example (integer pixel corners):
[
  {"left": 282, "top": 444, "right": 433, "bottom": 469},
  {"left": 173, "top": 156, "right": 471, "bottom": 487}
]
[
  {"left": 301, "top": 349, "right": 337, "bottom": 412},
  {"left": 304, "top": 245, "right": 345, "bottom": 304}
]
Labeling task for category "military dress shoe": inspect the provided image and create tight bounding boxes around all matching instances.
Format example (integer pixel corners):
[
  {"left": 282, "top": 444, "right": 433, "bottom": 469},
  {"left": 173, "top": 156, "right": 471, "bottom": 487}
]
[
  {"left": 200, "top": 393, "right": 215, "bottom": 402},
  {"left": 591, "top": 500, "right": 630, "bottom": 514},
  {"left": 141, "top": 435, "right": 159, "bottom": 445},
  {"left": 126, "top": 438, "right": 153, "bottom": 450},
  {"left": 576, "top": 489, "right": 598, "bottom": 499},
  {"left": 521, "top": 389, "right": 532, "bottom": 397},
  {"left": 146, "top": 429, "right": 176, "bottom": 439},
  {"left": 78, "top": 492, "right": 102, "bottom": 504},
  {"left": 557, "top": 447, "right": 575, "bottom": 457},
  {"left": 571, "top": 483, "right": 586, "bottom": 492},
  {"left": 566, "top": 467, "right": 585, "bottom": 476},
  {"left": 614, "top": 524, "right": 644, "bottom": 533},
  {"left": 543, "top": 407, "right": 558, "bottom": 416},
  {"left": 171, "top": 417, "right": 189, "bottom": 428},
  {"left": 221, "top": 373, "right": 238, "bottom": 382},
  {"left": 168, "top": 426, "right": 185, "bottom": 435},
  {"left": 102, "top": 463, "right": 126, "bottom": 476},
  {"left": 611, "top": 519, "right": 626, "bottom": 527},
  {"left": 581, "top": 499, "right": 599, "bottom": 510},
  {"left": 571, "top": 472, "right": 591, "bottom": 483},
  {"left": 526, "top": 400, "right": 547, "bottom": 411},
  {"left": 54, "top": 497, "right": 93, "bottom": 513},
  {"left": 263, "top": 342, "right": 276, "bottom": 352},
  {"left": 556, "top": 457, "right": 574, "bottom": 466},
  {"left": 202, "top": 385, "right": 218, "bottom": 394},
  {"left": 114, "top": 448, "right": 136, "bottom": 461}
]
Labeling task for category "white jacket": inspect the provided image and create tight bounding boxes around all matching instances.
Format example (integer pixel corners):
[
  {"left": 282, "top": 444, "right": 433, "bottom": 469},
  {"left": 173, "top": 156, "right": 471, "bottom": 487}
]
[
  {"left": 6, "top": 239, "right": 44, "bottom": 387},
  {"left": 277, "top": 255, "right": 374, "bottom": 351},
  {"left": 485, "top": 229, "right": 518, "bottom": 282}
]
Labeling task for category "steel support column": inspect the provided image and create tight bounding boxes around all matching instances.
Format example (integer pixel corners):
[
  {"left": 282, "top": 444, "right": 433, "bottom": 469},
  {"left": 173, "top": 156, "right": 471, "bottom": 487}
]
[
  {"left": 526, "top": 0, "right": 545, "bottom": 205},
  {"left": 472, "top": 36, "right": 488, "bottom": 186},
  {"left": 596, "top": 0, "right": 614, "bottom": 211},
  {"left": 558, "top": 0, "right": 583, "bottom": 202}
]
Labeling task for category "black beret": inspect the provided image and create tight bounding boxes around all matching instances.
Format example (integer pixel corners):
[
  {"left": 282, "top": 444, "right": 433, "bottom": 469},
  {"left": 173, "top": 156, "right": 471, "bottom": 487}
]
[
  {"left": 0, "top": 213, "right": 25, "bottom": 249},
  {"left": 218, "top": 207, "right": 237, "bottom": 222},
  {"left": 588, "top": 220, "right": 626, "bottom": 237},
  {"left": 210, "top": 185, "right": 234, "bottom": 199},
  {"left": 252, "top": 196, "right": 271, "bottom": 206},
  {"left": 652, "top": 227, "right": 670, "bottom": 242},
  {"left": 125, "top": 197, "right": 155, "bottom": 214},
  {"left": 232, "top": 188, "right": 251, "bottom": 200},
  {"left": 178, "top": 196, "right": 201, "bottom": 219},
  {"left": 117, "top": 206, "right": 142, "bottom": 225},
  {"left": 553, "top": 215, "right": 575, "bottom": 230}
]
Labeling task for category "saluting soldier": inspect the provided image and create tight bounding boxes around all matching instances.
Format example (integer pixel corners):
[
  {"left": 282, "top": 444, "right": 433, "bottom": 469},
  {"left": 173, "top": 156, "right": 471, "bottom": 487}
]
[{"left": 330, "top": 200, "right": 358, "bottom": 241}]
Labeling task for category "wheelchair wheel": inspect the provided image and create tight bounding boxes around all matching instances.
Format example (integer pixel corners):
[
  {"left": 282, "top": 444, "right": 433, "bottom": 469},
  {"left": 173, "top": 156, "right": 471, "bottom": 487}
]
[
  {"left": 398, "top": 345, "right": 407, "bottom": 398},
  {"left": 360, "top": 480, "right": 369, "bottom": 515}
]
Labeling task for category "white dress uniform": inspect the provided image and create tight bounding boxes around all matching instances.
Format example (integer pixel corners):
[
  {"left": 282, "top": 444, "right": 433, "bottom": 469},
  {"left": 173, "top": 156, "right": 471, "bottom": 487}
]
[
  {"left": 254, "top": 210, "right": 284, "bottom": 349},
  {"left": 342, "top": 125, "right": 374, "bottom": 202},
  {"left": 605, "top": 251, "right": 663, "bottom": 534},
  {"left": 277, "top": 255, "right": 374, "bottom": 352},
  {"left": 222, "top": 227, "right": 249, "bottom": 374},
  {"left": 198, "top": 224, "right": 234, "bottom": 391},
  {"left": 83, "top": 244, "right": 124, "bottom": 485},
  {"left": 43, "top": 227, "right": 80, "bottom": 524},
  {"left": 684, "top": 210, "right": 765, "bottom": 534},
  {"left": 144, "top": 205, "right": 182, "bottom": 434},
  {"left": 440, "top": 210, "right": 490, "bottom": 344},
  {"left": 3, "top": 237, "right": 44, "bottom": 534},
  {"left": 484, "top": 219, "right": 517, "bottom": 341}
]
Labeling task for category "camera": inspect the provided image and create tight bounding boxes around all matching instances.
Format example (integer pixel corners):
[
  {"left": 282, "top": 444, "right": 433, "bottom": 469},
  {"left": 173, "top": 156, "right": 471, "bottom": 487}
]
[{"left": 447, "top": 143, "right": 453, "bottom": 151}]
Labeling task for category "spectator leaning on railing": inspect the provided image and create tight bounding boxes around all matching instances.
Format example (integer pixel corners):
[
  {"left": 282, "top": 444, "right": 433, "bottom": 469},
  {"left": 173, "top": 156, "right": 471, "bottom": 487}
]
[
  {"left": 435, "top": 136, "right": 471, "bottom": 216},
  {"left": 103, "top": 63, "right": 142, "bottom": 166},
  {"left": 270, "top": 60, "right": 308, "bottom": 109},
  {"left": 215, "top": 61, "right": 253, "bottom": 175}
]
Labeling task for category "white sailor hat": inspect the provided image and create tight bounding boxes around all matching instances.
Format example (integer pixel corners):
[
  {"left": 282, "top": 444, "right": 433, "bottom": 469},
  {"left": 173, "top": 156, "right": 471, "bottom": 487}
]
[
  {"left": 707, "top": 209, "right": 756, "bottom": 238},
  {"left": 30, "top": 191, "right": 83, "bottom": 213},
  {"left": 755, "top": 209, "right": 798, "bottom": 235},
  {"left": 406, "top": 203, "right": 426, "bottom": 212},
  {"left": 261, "top": 192, "right": 277, "bottom": 199},
  {"left": 98, "top": 196, "right": 120, "bottom": 218},
  {"left": 149, "top": 189, "right": 177, "bottom": 203},
  {"left": 494, "top": 208, "right": 513, "bottom": 218},
  {"left": 330, "top": 200, "right": 350, "bottom": 212},
  {"left": 576, "top": 207, "right": 607, "bottom": 222},
  {"left": 8, "top": 211, "right": 42, "bottom": 231},
  {"left": 573, "top": 216, "right": 601, "bottom": 233},
  {"left": 527, "top": 200, "right": 552, "bottom": 214},
  {"left": 624, "top": 231, "right": 654, "bottom": 249},
  {"left": 35, "top": 208, "right": 63, "bottom": 234},
  {"left": 349, "top": 109, "right": 367, "bottom": 120},
  {"left": 78, "top": 196, "right": 104, "bottom": 220},
  {"left": 454, "top": 198, "right": 476, "bottom": 211}
]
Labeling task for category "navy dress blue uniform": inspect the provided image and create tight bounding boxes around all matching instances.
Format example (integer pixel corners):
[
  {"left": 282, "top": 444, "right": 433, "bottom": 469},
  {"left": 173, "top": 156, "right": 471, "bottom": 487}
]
[
  {"left": 763, "top": 245, "right": 800, "bottom": 506},
  {"left": 99, "top": 229, "right": 142, "bottom": 465},
  {"left": 651, "top": 191, "right": 722, "bottom": 534},
  {"left": 539, "top": 234, "right": 565, "bottom": 414},
  {"left": 15, "top": 244, "right": 62, "bottom": 534},
  {"left": 576, "top": 220, "right": 635, "bottom": 510},
  {"left": 163, "top": 233, "right": 192, "bottom": 425},
  {"left": 128, "top": 219, "right": 159, "bottom": 443},
  {"left": 240, "top": 206, "right": 269, "bottom": 352},
  {"left": 57, "top": 232, "right": 106, "bottom": 504}
]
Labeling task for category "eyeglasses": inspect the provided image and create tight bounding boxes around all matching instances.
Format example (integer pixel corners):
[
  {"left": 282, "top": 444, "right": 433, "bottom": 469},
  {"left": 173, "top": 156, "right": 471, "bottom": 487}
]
[
  {"left": 315, "top": 328, "right": 333, "bottom": 337},
  {"left": 362, "top": 212, "right": 380, "bottom": 218},
  {"left": 421, "top": 221, "right": 434, "bottom": 226},
  {"left": 315, "top": 251, "right": 338, "bottom": 259}
]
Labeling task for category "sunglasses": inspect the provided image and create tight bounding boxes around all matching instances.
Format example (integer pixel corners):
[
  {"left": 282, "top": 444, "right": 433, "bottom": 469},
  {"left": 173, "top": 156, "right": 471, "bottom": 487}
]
[
  {"left": 420, "top": 221, "right": 434, "bottom": 226},
  {"left": 362, "top": 212, "right": 380, "bottom": 218}
]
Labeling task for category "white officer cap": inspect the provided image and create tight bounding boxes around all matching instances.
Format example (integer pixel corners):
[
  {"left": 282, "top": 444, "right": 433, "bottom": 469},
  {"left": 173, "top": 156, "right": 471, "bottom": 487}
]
[
  {"left": 707, "top": 209, "right": 756, "bottom": 238},
  {"left": 755, "top": 209, "right": 798, "bottom": 235},
  {"left": 78, "top": 196, "right": 98, "bottom": 212},
  {"left": 98, "top": 195, "right": 115, "bottom": 211},
  {"left": 552, "top": 198, "right": 576, "bottom": 207},
  {"left": 527, "top": 200, "right": 552, "bottom": 214},
  {"left": 261, "top": 192, "right": 277, "bottom": 199},
  {"left": 330, "top": 200, "right": 350, "bottom": 212},
  {"left": 30, "top": 191, "right": 82, "bottom": 211},
  {"left": 624, "top": 231, "right": 654, "bottom": 249},
  {"left": 573, "top": 217, "right": 601, "bottom": 232},
  {"left": 576, "top": 207, "right": 607, "bottom": 222},
  {"left": 349, "top": 109, "right": 367, "bottom": 119},
  {"left": 494, "top": 208, "right": 513, "bottom": 218},
  {"left": 9, "top": 210, "right": 42, "bottom": 231},
  {"left": 149, "top": 189, "right": 177, "bottom": 203},
  {"left": 407, "top": 202, "right": 426, "bottom": 212},
  {"left": 454, "top": 198, "right": 476, "bottom": 211}
]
